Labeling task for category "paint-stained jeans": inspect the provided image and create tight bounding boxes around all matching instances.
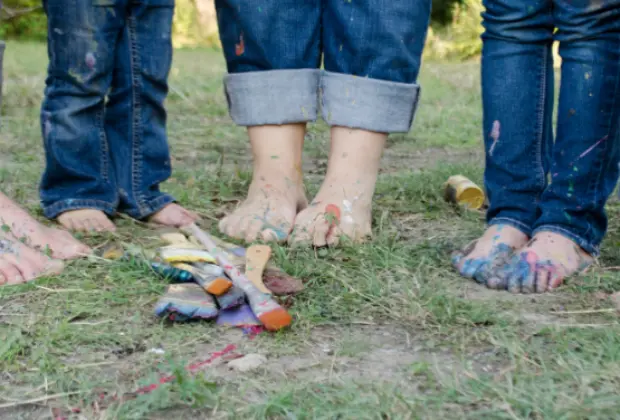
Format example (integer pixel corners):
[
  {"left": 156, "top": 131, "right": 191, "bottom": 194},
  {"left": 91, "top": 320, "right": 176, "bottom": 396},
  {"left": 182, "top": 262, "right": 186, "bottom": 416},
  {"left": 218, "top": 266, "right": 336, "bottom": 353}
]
[
  {"left": 40, "top": 0, "right": 175, "bottom": 220},
  {"left": 482, "top": 0, "right": 620, "bottom": 255},
  {"left": 215, "top": 0, "right": 431, "bottom": 133}
]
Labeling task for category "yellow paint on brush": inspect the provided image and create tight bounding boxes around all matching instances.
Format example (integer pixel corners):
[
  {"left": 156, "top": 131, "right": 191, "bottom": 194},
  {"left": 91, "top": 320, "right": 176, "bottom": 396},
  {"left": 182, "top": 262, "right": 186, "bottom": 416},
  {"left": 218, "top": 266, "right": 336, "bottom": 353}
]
[{"left": 159, "top": 247, "right": 216, "bottom": 264}]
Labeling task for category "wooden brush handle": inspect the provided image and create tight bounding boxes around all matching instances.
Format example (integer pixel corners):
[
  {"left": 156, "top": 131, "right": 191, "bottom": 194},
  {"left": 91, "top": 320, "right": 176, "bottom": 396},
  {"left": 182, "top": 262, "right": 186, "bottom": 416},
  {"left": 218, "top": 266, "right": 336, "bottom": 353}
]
[{"left": 245, "top": 245, "right": 272, "bottom": 294}]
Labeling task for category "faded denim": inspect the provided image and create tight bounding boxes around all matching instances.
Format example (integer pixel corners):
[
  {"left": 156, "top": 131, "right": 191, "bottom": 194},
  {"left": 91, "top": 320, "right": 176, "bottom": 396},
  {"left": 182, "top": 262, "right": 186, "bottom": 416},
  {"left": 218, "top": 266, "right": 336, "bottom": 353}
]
[
  {"left": 40, "top": 0, "right": 176, "bottom": 220},
  {"left": 482, "top": 0, "right": 620, "bottom": 255},
  {"left": 215, "top": 0, "right": 431, "bottom": 133}
]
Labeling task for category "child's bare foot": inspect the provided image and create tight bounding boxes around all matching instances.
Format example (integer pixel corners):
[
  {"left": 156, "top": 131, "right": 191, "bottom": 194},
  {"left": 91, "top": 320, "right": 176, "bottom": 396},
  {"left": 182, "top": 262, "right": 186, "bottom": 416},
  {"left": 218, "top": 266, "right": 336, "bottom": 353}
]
[
  {"left": 219, "top": 124, "right": 308, "bottom": 243},
  {"left": 486, "top": 231, "right": 593, "bottom": 293},
  {"left": 0, "top": 231, "right": 65, "bottom": 286},
  {"left": 0, "top": 193, "right": 91, "bottom": 259},
  {"left": 290, "top": 127, "right": 386, "bottom": 247},
  {"left": 57, "top": 209, "right": 116, "bottom": 233},
  {"left": 149, "top": 203, "right": 198, "bottom": 228},
  {"left": 452, "top": 224, "right": 529, "bottom": 283}
]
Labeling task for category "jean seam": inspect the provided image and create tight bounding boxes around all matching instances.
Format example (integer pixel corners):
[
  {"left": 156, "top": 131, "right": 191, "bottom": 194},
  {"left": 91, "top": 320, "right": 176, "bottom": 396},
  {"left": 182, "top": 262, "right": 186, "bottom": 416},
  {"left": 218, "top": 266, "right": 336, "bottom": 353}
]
[
  {"left": 488, "top": 217, "right": 532, "bottom": 235},
  {"left": 127, "top": 12, "right": 146, "bottom": 215},
  {"left": 534, "top": 45, "right": 549, "bottom": 199},
  {"left": 96, "top": 108, "right": 110, "bottom": 182},
  {"left": 43, "top": 198, "right": 118, "bottom": 219}
]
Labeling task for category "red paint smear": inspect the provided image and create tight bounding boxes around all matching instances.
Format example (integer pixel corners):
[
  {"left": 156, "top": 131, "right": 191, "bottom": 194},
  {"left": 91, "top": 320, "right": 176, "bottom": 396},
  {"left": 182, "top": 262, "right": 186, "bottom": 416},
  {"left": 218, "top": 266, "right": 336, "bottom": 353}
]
[
  {"left": 235, "top": 34, "right": 245, "bottom": 56},
  {"left": 324, "top": 204, "right": 341, "bottom": 226},
  {"left": 135, "top": 344, "right": 236, "bottom": 395}
]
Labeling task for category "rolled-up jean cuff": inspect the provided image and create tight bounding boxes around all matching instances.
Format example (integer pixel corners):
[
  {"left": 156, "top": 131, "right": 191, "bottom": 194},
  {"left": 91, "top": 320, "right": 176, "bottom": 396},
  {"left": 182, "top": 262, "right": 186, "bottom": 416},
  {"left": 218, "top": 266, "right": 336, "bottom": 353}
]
[
  {"left": 533, "top": 225, "right": 599, "bottom": 257},
  {"left": 224, "top": 69, "right": 320, "bottom": 126},
  {"left": 488, "top": 217, "right": 533, "bottom": 237},
  {"left": 320, "top": 70, "right": 420, "bottom": 133}
]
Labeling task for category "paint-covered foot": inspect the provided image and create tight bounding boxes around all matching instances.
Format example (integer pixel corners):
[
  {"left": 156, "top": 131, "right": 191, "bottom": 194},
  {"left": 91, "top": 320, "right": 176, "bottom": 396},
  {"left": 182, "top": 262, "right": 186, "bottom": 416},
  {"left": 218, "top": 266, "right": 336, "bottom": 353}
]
[
  {"left": 290, "top": 127, "right": 386, "bottom": 247},
  {"left": 0, "top": 231, "right": 65, "bottom": 286},
  {"left": 485, "top": 231, "right": 593, "bottom": 293},
  {"left": 58, "top": 209, "right": 116, "bottom": 233},
  {"left": 452, "top": 224, "right": 528, "bottom": 283},
  {"left": 219, "top": 177, "right": 307, "bottom": 243},
  {"left": 290, "top": 186, "right": 373, "bottom": 247},
  {"left": 0, "top": 193, "right": 91, "bottom": 259},
  {"left": 219, "top": 124, "right": 308, "bottom": 244},
  {"left": 149, "top": 203, "right": 198, "bottom": 228}
]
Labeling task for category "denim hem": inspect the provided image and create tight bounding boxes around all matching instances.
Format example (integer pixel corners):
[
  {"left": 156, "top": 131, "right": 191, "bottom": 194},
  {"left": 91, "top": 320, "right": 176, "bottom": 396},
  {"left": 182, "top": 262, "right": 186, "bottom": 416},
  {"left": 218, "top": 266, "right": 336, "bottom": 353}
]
[
  {"left": 123, "top": 193, "right": 176, "bottom": 220},
  {"left": 532, "top": 225, "right": 599, "bottom": 257},
  {"left": 224, "top": 69, "right": 320, "bottom": 126},
  {"left": 320, "top": 71, "right": 420, "bottom": 133},
  {"left": 43, "top": 199, "right": 118, "bottom": 220},
  {"left": 488, "top": 217, "right": 533, "bottom": 237}
]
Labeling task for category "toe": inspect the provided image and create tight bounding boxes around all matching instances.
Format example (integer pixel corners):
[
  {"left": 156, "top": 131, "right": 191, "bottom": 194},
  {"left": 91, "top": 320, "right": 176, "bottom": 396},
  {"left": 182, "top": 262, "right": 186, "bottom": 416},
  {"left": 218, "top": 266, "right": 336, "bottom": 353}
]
[
  {"left": 326, "top": 225, "right": 343, "bottom": 247},
  {"left": 261, "top": 228, "right": 288, "bottom": 243},
  {"left": 0, "top": 260, "right": 25, "bottom": 285},
  {"left": 244, "top": 219, "right": 264, "bottom": 243},
  {"left": 312, "top": 220, "right": 331, "bottom": 247},
  {"left": 534, "top": 269, "right": 550, "bottom": 293},
  {"left": 547, "top": 273, "right": 565, "bottom": 291}
]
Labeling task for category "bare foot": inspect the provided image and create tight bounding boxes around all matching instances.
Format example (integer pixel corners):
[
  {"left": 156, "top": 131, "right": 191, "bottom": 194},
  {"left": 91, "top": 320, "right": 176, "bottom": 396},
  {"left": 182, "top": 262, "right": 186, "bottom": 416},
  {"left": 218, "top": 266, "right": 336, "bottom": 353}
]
[
  {"left": 452, "top": 224, "right": 529, "bottom": 283},
  {"left": 290, "top": 127, "right": 386, "bottom": 247},
  {"left": 485, "top": 231, "right": 593, "bottom": 293},
  {"left": 57, "top": 209, "right": 116, "bottom": 233},
  {"left": 149, "top": 203, "right": 198, "bottom": 228},
  {"left": 0, "top": 193, "right": 91, "bottom": 260},
  {"left": 0, "top": 231, "right": 65, "bottom": 286},
  {"left": 219, "top": 124, "right": 308, "bottom": 243}
]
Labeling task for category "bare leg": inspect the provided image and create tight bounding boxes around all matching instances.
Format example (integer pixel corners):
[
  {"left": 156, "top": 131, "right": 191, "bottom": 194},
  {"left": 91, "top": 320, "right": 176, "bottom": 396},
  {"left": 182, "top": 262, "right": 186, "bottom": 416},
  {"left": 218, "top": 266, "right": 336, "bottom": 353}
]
[
  {"left": 290, "top": 127, "right": 385, "bottom": 247},
  {"left": 219, "top": 124, "right": 308, "bottom": 243},
  {"left": 0, "top": 192, "right": 91, "bottom": 260}
]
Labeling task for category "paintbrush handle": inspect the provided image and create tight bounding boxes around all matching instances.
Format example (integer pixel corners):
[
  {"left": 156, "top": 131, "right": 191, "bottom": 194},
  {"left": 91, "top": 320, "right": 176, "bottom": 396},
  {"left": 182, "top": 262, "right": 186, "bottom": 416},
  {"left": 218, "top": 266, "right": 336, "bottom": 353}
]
[{"left": 188, "top": 224, "right": 285, "bottom": 320}]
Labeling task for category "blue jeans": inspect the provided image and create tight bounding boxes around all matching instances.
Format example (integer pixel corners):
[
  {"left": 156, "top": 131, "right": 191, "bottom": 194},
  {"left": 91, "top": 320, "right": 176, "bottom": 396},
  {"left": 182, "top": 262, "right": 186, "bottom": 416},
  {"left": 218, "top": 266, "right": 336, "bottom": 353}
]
[
  {"left": 40, "top": 0, "right": 176, "bottom": 220},
  {"left": 482, "top": 0, "right": 620, "bottom": 255},
  {"left": 215, "top": 0, "right": 431, "bottom": 133}
]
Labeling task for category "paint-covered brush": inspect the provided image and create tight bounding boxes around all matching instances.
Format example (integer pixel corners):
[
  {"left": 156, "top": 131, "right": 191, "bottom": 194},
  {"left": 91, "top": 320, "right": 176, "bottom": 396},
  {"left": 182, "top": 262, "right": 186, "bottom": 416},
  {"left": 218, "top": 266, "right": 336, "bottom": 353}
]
[
  {"left": 151, "top": 261, "right": 194, "bottom": 283},
  {"left": 187, "top": 224, "right": 292, "bottom": 331},
  {"left": 214, "top": 285, "right": 246, "bottom": 310},
  {"left": 173, "top": 263, "right": 232, "bottom": 296},
  {"left": 158, "top": 246, "right": 216, "bottom": 264},
  {"left": 154, "top": 283, "right": 219, "bottom": 321},
  {"left": 202, "top": 238, "right": 305, "bottom": 296},
  {"left": 216, "top": 303, "right": 261, "bottom": 327},
  {"left": 245, "top": 245, "right": 272, "bottom": 294}
]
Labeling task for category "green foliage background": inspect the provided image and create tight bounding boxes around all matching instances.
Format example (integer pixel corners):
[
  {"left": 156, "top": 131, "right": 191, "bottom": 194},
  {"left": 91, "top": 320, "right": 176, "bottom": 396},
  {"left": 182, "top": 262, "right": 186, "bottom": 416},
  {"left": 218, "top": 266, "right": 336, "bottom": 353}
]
[{"left": 0, "top": 0, "right": 483, "bottom": 59}]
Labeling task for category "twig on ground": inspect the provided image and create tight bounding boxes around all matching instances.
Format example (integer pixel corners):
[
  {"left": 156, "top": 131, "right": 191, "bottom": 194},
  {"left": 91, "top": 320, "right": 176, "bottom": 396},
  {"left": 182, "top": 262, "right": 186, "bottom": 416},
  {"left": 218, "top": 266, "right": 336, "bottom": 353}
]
[{"left": 0, "top": 391, "right": 84, "bottom": 409}]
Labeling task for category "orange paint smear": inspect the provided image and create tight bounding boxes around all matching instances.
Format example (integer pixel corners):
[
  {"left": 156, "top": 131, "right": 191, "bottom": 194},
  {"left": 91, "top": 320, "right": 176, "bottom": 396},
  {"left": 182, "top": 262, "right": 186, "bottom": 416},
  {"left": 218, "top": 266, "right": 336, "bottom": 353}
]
[
  {"left": 325, "top": 204, "right": 341, "bottom": 226},
  {"left": 235, "top": 34, "right": 245, "bottom": 56}
]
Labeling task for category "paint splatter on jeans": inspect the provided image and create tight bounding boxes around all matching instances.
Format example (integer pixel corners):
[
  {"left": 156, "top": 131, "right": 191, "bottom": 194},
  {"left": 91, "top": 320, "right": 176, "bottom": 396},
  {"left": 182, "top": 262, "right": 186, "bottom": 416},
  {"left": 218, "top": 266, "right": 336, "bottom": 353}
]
[
  {"left": 40, "top": 0, "right": 176, "bottom": 220},
  {"left": 481, "top": 0, "right": 620, "bottom": 255}
]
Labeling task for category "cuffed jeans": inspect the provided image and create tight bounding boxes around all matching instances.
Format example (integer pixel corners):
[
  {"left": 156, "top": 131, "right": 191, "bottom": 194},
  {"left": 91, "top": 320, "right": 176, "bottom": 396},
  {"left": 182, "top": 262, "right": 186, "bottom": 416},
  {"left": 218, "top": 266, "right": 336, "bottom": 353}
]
[
  {"left": 40, "top": 0, "right": 176, "bottom": 220},
  {"left": 482, "top": 0, "right": 620, "bottom": 255},
  {"left": 215, "top": 0, "right": 431, "bottom": 133}
]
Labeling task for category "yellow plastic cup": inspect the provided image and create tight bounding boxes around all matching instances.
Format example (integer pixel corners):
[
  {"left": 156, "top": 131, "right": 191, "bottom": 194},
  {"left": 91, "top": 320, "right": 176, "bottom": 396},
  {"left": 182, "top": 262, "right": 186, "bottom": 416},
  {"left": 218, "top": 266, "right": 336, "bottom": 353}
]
[{"left": 444, "top": 175, "right": 485, "bottom": 210}]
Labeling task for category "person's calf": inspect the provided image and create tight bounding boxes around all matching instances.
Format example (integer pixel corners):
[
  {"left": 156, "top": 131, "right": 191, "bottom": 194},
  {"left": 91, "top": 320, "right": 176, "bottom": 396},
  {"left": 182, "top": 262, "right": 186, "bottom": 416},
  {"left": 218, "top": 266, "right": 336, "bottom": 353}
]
[
  {"left": 485, "top": 231, "right": 594, "bottom": 293},
  {"left": 219, "top": 124, "right": 308, "bottom": 243},
  {"left": 290, "top": 127, "right": 385, "bottom": 247}
]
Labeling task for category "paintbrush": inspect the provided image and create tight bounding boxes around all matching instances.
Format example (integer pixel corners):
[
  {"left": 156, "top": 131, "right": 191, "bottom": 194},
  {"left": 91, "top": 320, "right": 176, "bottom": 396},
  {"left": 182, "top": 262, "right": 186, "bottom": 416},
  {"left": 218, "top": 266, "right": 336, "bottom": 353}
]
[{"left": 187, "top": 224, "right": 292, "bottom": 331}]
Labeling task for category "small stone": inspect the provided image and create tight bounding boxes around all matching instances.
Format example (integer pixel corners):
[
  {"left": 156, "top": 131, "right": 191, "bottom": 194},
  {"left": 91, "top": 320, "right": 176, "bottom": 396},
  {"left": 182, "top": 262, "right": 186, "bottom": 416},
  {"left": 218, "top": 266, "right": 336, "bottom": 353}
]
[{"left": 228, "top": 354, "right": 267, "bottom": 372}]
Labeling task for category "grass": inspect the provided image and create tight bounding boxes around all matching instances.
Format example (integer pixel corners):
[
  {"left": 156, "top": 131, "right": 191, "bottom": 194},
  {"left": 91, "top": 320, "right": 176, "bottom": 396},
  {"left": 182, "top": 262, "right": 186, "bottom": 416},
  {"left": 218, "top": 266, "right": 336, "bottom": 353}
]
[{"left": 1, "top": 41, "right": 620, "bottom": 419}]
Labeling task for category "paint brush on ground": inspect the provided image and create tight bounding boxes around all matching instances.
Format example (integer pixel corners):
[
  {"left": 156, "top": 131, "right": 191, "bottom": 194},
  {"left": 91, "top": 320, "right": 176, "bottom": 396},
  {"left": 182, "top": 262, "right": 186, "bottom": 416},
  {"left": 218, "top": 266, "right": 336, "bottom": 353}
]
[
  {"left": 187, "top": 224, "right": 292, "bottom": 331},
  {"left": 173, "top": 263, "right": 232, "bottom": 296},
  {"left": 214, "top": 285, "right": 246, "bottom": 310},
  {"left": 245, "top": 244, "right": 272, "bottom": 294},
  {"left": 197, "top": 237, "right": 305, "bottom": 296},
  {"left": 154, "top": 283, "right": 219, "bottom": 321}
]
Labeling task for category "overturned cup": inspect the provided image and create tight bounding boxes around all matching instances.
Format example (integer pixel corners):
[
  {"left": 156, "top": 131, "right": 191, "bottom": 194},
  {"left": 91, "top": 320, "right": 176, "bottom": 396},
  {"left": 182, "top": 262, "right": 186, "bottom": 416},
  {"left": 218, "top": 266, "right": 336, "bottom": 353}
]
[{"left": 444, "top": 175, "right": 485, "bottom": 210}]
